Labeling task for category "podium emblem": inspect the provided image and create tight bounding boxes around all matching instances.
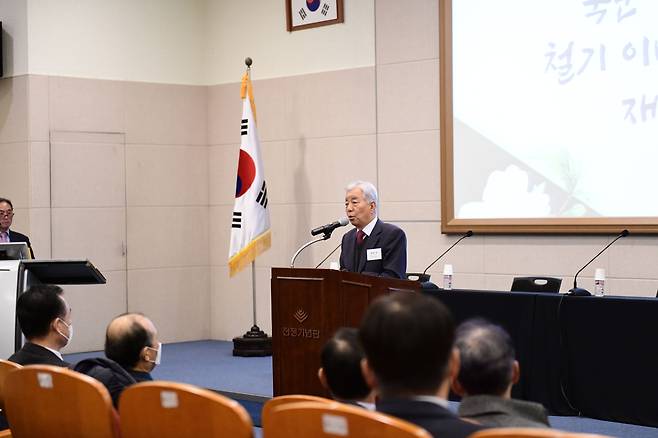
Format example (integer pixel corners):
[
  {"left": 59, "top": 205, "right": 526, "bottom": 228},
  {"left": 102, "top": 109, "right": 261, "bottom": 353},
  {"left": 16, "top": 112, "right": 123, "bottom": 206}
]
[{"left": 294, "top": 308, "right": 309, "bottom": 323}]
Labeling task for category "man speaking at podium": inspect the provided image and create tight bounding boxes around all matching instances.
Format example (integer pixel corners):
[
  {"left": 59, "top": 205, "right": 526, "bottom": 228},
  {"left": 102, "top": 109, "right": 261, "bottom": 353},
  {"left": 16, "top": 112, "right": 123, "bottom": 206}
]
[{"left": 339, "top": 181, "right": 407, "bottom": 279}]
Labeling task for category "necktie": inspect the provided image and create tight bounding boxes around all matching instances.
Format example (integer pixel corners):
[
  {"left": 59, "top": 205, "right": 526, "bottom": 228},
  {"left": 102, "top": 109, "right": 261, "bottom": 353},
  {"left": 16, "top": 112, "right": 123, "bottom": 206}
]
[
  {"left": 0, "top": 231, "right": 8, "bottom": 243},
  {"left": 356, "top": 229, "right": 365, "bottom": 245}
]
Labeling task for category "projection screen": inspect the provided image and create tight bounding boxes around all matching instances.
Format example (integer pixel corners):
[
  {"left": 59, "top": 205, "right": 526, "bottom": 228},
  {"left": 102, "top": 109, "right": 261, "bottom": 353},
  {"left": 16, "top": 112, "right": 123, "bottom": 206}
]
[{"left": 440, "top": 0, "right": 658, "bottom": 233}]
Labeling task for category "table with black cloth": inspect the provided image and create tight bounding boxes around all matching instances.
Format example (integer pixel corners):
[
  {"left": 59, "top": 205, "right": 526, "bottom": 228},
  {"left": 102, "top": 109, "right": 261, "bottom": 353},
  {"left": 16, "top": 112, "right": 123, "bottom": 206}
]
[{"left": 424, "top": 289, "right": 658, "bottom": 428}]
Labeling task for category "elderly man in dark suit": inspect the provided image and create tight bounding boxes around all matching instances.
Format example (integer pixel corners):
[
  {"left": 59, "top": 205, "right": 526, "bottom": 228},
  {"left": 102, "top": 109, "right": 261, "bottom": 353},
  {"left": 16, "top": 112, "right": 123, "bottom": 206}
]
[
  {"left": 360, "top": 293, "right": 485, "bottom": 438},
  {"left": 339, "top": 181, "right": 406, "bottom": 279},
  {"left": 0, "top": 197, "right": 35, "bottom": 259},
  {"left": 8, "top": 285, "right": 72, "bottom": 367}
]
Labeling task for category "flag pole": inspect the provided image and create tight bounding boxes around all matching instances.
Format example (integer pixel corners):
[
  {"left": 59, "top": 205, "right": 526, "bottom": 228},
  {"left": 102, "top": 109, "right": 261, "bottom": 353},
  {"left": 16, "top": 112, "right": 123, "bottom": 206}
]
[
  {"left": 232, "top": 57, "right": 272, "bottom": 357},
  {"left": 246, "top": 58, "right": 258, "bottom": 327},
  {"left": 246, "top": 58, "right": 259, "bottom": 330},
  {"left": 251, "top": 259, "right": 257, "bottom": 326}
]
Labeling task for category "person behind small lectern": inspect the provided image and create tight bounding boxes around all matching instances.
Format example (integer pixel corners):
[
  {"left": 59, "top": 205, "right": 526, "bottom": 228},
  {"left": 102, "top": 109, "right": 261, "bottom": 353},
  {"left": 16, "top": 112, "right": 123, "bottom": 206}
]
[
  {"left": 339, "top": 181, "right": 407, "bottom": 279},
  {"left": 0, "top": 197, "right": 35, "bottom": 259}
]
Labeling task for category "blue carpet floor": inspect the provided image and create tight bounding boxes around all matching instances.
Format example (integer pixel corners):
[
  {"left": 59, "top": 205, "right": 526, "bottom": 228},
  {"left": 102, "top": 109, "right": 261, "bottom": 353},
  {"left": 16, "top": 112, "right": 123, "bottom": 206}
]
[
  {"left": 66, "top": 339, "right": 272, "bottom": 396},
  {"left": 65, "top": 340, "right": 658, "bottom": 437}
]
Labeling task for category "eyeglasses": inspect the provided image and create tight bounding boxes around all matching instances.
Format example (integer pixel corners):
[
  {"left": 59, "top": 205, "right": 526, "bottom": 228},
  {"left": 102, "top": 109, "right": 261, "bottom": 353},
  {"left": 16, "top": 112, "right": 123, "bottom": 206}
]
[{"left": 0, "top": 210, "right": 14, "bottom": 217}]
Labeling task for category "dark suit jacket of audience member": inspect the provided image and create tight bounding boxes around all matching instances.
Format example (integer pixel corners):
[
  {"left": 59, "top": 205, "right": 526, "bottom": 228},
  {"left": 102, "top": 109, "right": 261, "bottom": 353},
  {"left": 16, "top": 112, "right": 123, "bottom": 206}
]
[
  {"left": 8, "top": 342, "right": 69, "bottom": 367},
  {"left": 458, "top": 395, "right": 550, "bottom": 428},
  {"left": 340, "top": 219, "right": 407, "bottom": 279},
  {"left": 377, "top": 399, "right": 485, "bottom": 438},
  {"left": 7, "top": 230, "right": 35, "bottom": 259},
  {"left": 74, "top": 357, "right": 152, "bottom": 407}
]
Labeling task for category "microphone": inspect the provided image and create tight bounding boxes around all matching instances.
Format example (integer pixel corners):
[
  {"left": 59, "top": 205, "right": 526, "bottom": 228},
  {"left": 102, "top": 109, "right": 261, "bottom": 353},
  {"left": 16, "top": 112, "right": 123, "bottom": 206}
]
[
  {"left": 311, "top": 217, "right": 349, "bottom": 236},
  {"left": 569, "top": 229, "right": 629, "bottom": 296},
  {"left": 407, "top": 231, "right": 473, "bottom": 284},
  {"left": 290, "top": 218, "right": 348, "bottom": 268}
]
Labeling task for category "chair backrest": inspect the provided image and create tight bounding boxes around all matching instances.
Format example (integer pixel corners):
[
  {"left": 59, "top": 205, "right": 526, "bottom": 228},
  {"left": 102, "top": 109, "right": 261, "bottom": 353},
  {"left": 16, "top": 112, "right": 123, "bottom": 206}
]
[
  {"left": 3, "top": 365, "right": 117, "bottom": 438},
  {"left": 511, "top": 276, "right": 562, "bottom": 293},
  {"left": 262, "top": 401, "right": 432, "bottom": 438},
  {"left": 119, "top": 381, "right": 252, "bottom": 438},
  {"left": 469, "top": 428, "right": 613, "bottom": 438},
  {"left": 261, "top": 394, "right": 333, "bottom": 427},
  {"left": 0, "top": 360, "right": 21, "bottom": 410}
]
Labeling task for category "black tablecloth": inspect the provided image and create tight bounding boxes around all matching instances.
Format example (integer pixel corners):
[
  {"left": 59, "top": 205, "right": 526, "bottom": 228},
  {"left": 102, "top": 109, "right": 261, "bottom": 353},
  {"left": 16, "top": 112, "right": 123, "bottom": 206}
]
[{"left": 424, "top": 289, "right": 658, "bottom": 427}]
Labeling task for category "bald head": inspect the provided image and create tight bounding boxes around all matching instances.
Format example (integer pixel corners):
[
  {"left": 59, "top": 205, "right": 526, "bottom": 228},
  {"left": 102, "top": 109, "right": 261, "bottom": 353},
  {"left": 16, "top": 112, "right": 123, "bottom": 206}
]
[
  {"left": 107, "top": 313, "right": 155, "bottom": 340},
  {"left": 105, "top": 313, "right": 158, "bottom": 369}
]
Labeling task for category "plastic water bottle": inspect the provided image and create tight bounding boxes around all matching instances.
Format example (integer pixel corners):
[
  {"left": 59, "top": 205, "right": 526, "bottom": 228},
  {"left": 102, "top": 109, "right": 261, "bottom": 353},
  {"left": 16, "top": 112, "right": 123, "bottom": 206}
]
[
  {"left": 594, "top": 268, "right": 605, "bottom": 297},
  {"left": 442, "top": 264, "right": 453, "bottom": 291}
]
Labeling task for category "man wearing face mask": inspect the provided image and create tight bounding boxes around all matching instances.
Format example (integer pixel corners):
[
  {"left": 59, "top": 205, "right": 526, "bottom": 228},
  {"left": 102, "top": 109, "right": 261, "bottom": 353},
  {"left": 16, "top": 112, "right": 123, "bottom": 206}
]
[
  {"left": 74, "top": 313, "right": 161, "bottom": 407},
  {"left": 8, "top": 285, "right": 72, "bottom": 367}
]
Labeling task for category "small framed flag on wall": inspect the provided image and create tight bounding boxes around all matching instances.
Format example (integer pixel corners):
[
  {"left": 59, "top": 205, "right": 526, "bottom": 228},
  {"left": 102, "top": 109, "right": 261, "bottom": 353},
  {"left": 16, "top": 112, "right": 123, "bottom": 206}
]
[{"left": 286, "top": 0, "right": 344, "bottom": 32}]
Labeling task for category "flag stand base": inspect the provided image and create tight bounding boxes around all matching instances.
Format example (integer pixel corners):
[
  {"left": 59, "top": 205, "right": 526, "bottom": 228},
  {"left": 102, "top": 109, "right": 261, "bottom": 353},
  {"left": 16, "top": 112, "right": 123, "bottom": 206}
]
[{"left": 232, "top": 325, "right": 272, "bottom": 357}]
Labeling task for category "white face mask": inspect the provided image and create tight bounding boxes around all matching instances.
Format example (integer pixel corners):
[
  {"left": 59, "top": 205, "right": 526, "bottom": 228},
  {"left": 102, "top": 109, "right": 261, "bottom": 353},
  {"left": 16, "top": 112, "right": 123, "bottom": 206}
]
[
  {"left": 145, "top": 342, "right": 162, "bottom": 366},
  {"left": 56, "top": 318, "right": 73, "bottom": 345}
]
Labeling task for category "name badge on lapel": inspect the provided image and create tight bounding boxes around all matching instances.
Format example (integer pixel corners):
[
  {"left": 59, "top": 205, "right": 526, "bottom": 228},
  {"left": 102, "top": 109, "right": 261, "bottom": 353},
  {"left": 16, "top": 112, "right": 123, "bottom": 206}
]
[{"left": 367, "top": 248, "right": 382, "bottom": 261}]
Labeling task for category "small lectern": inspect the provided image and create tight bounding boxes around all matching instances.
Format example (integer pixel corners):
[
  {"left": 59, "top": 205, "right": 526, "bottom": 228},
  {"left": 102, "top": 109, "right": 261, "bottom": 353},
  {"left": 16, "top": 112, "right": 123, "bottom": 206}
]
[{"left": 0, "top": 242, "right": 106, "bottom": 360}]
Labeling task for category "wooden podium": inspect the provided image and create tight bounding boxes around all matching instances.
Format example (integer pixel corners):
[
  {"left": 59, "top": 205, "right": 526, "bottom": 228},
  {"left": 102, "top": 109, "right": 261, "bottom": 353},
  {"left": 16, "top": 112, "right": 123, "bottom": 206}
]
[{"left": 271, "top": 267, "right": 420, "bottom": 396}]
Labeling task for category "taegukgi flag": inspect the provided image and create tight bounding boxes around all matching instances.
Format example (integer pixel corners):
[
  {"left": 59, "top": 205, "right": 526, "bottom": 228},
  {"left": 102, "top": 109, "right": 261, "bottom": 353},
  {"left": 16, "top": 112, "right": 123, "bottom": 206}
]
[{"left": 228, "top": 72, "right": 271, "bottom": 276}]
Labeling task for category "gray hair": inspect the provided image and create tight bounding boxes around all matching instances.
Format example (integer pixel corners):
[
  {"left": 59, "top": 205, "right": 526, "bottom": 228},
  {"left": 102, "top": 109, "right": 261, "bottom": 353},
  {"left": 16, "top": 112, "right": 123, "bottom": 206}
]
[
  {"left": 345, "top": 180, "right": 378, "bottom": 205},
  {"left": 455, "top": 318, "right": 516, "bottom": 396}
]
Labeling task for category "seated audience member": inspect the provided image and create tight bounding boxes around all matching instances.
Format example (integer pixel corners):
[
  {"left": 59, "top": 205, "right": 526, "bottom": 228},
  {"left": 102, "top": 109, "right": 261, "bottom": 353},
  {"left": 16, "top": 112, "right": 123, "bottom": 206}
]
[
  {"left": 74, "top": 313, "right": 161, "bottom": 407},
  {"left": 359, "top": 292, "right": 485, "bottom": 438},
  {"left": 318, "top": 327, "right": 375, "bottom": 409},
  {"left": 452, "top": 318, "right": 550, "bottom": 428},
  {"left": 8, "top": 285, "right": 72, "bottom": 367}
]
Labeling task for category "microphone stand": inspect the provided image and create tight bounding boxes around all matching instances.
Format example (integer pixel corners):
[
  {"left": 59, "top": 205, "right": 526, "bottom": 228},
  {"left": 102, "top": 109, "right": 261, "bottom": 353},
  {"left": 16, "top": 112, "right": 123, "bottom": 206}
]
[
  {"left": 406, "top": 231, "right": 473, "bottom": 290},
  {"left": 315, "top": 242, "right": 342, "bottom": 269},
  {"left": 290, "top": 233, "right": 331, "bottom": 268},
  {"left": 569, "top": 230, "right": 629, "bottom": 296},
  {"left": 416, "top": 231, "right": 473, "bottom": 280}
]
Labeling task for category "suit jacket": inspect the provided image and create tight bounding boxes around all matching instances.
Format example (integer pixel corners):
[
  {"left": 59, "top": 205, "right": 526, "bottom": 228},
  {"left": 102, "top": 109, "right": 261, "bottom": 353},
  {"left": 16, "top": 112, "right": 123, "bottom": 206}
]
[
  {"left": 7, "top": 229, "right": 35, "bottom": 259},
  {"left": 457, "top": 395, "right": 550, "bottom": 428},
  {"left": 7, "top": 342, "right": 69, "bottom": 367},
  {"left": 377, "top": 399, "right": 485, "bottom": 438},
  {"left": 73, "top": 357, "right": 150, "bottom": 408},
  {"left": 339, "top": 219, "right": 407, "bottom": 279}
]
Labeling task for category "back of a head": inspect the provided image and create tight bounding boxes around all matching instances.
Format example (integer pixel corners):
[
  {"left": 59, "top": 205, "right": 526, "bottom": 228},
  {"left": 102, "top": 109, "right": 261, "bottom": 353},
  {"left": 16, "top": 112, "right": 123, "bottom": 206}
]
[
  {"left": 16, "top": 285, "right": 65, "bottom": 340},
  {"left": 359, "top": 292, "right": 455, "bottom": 395},
  {"left": 104, "top": 313, "right": 153, "bottom": 369},
  {"left": 320, "top": 327, "right": 370, "bottom": 401},
  {"left": 455, "top": 318, "right": 516, "bottom": 396}
]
